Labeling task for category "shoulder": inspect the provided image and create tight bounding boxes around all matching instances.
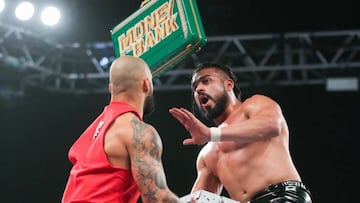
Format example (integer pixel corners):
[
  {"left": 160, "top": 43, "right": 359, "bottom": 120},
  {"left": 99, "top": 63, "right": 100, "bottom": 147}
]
[
  {"left": 242, "top": 94, "right": 282, "bottom": 116},
  {"left": 112, "top": 113, "right": 162, "bottom": 151},
  {"left": 112, "top": 112, "right": 151, "bottom": 129},
  {"left": 127, "top": 118, "right": 163, "bottom": 159},
  {"left": 110, "top": 112, "right": 158, "bottom": 140},
  {"left": 197, "top": 142, "right": 215, "bottom": 161},
  {"left": 244, "top": 94, "right": 280, "bottom": 107},
  {"left": 118, "top": 114, "right": 159, "bottom": 139},
  {"left": 196, "top": 142, "right": 220, "bottom": 170},
  {"left": 245, "top": 94, "right": 277, "bottom": 103}
]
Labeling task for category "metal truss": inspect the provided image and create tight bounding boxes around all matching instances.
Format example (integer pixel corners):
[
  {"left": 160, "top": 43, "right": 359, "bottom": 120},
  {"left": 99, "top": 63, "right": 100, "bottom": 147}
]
[{"left": 1, "top": 21, "right": 360, "bottom": 96}]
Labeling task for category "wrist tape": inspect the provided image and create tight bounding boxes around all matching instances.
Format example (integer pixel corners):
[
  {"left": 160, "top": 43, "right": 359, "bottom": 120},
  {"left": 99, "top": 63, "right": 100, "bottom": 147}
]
[{"left": 210, "top": 127, "right": 221, "bottom": 142}]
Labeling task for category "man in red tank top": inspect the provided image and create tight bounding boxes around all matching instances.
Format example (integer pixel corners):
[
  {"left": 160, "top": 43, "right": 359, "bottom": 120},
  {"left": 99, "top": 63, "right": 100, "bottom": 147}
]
[{"left": 62, "top": 56, "right": 184, "bottom": 203}]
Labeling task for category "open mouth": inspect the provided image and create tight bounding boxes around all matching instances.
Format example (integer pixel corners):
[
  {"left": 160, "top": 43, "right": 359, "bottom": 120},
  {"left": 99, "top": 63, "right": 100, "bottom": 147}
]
[{"left": 198, "top": 95, "right": 209, "bottom": 105}]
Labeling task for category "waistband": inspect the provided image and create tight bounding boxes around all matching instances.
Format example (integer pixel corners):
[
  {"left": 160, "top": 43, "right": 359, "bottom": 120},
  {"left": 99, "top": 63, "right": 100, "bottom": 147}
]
[{"left": 252, "top": 180, "right": 312, "bottom": 200}]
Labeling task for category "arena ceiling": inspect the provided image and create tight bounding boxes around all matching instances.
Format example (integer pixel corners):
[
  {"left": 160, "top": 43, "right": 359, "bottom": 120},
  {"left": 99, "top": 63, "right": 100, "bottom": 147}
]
[{"left": 0, "top": 0, "right": 359, "bottom": 96}]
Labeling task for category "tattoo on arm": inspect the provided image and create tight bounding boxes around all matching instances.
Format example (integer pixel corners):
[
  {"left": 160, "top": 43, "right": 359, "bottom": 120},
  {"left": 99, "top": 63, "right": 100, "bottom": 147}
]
[{"left": 130, "top": 116, "right": 178, "bottom": 202}]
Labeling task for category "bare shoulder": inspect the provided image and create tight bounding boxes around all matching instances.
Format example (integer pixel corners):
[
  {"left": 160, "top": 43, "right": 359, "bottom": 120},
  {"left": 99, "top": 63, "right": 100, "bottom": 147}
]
[
  {"left": 245, "top": 94, "right": 277, "bottom": 103},
  {"left": 109, "top": 112, "right": 140, "bottom": 137},
  {"left": 106, "top": 112, "right": 134, "bottom": 141},
  {"left": 196, "top": 142, "right": 216, "bottom": 166},
  {"left": 104, "top": 112, "right": 153, "bottom": 169},
  {"left": 127, "top": 115, "right": 163, "bottom": 158},
  {"left": 242, "top": 94, "right": 282, "bottom": 117},
  {"left": 129, "top": 116, "right": 160, "bottom": 142},
  {"left": 109, "top": 113, "right": 160, "bottom": 146},
  {"left": 244, "top": 94, "right": 280, "bottom": 107},
  {"left": 198, "top": 142, "right": 213, "bottom": 158}
]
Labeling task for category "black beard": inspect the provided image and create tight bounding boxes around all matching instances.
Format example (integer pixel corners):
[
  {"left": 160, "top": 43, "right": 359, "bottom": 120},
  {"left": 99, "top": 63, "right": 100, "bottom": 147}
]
[
  {"left": 199, "top": 91, "right": 228, "bottom": 120},
  {"left": 144, "top": 94, "right": 155, "bottom": 116}
]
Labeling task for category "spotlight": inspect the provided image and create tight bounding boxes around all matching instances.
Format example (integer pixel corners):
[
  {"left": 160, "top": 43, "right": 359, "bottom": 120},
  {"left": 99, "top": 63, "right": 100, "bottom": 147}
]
[
  {"left": 0, "top": 0, "right": 5, "bottom": 13},
  {"left": 15, "top": 1, "right": 35, "bottom": 21},
  {"left": 41, "top": 6, "right": 61, "bottom": 26}
]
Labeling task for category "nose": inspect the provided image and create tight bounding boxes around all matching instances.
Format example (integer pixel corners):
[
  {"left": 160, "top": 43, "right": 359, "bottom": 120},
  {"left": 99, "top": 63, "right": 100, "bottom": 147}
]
[{"left": 194, "top": 82, "right": 205, "bottom": 93}]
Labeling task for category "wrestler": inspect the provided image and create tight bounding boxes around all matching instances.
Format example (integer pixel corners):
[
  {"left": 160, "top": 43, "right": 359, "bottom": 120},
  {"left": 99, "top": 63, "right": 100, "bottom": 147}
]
[
  {"left": 170, "top": 62, "right": 313, "bottom": 203},
  {"left": 62, "top": 56, "right": 184, "bottom": 203}
]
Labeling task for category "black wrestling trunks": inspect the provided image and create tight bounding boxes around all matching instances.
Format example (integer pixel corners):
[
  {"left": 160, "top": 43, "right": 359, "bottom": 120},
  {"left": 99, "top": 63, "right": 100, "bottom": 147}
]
[{"left": 250, "top": 180, "right": 312, "bottom": 203}]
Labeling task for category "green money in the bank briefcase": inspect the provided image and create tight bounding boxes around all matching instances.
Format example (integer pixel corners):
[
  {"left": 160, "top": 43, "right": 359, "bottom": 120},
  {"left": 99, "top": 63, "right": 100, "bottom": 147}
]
[{"left": 110, "top": 0, "right": 207, "bottom": 78}]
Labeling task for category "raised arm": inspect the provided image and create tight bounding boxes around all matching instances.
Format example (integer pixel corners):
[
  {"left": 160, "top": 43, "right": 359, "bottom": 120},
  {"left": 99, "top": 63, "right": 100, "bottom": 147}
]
[
  {"left": 219, "top": 94, "right": 284, "bottom": 142},
  {"left": 169, "top": 95, "right": 284, "bottom": 145},
  {"left": 128, "top": 116, "right": 183, "bottom": 203}
]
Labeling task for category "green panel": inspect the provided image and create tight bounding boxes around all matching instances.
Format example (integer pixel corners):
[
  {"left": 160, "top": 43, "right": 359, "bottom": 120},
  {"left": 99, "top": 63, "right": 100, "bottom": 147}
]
[{"left": 110, "top": 0, "right": 206, "bottom": 78}]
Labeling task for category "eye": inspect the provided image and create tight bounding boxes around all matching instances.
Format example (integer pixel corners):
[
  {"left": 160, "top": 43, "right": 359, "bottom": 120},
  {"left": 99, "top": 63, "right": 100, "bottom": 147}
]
[{"left": 202, "top": 78, "right": 209, "bottom": 84}]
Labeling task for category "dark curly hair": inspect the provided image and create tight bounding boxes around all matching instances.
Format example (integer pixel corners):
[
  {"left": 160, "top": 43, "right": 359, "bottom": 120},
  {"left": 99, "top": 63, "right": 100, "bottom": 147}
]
[{"left": 192, "top": 62, "right": 241, "bottom": 100}]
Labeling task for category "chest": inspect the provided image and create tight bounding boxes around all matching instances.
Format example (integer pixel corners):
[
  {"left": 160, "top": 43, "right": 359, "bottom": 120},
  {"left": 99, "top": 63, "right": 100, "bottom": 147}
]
[{"left": 203, "top": 142, "right": 246, "bottom": 175}]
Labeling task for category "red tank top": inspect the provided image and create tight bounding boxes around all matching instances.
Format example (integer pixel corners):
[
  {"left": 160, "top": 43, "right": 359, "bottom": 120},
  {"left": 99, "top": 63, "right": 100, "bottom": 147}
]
[{"left": 62, "top": 102, "right": 141, "bottom": 203}]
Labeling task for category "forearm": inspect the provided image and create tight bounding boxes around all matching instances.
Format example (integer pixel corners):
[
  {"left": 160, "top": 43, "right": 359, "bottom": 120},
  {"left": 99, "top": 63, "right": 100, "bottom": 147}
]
[
  {"left": 213, "top": 117, "right": 281, "bottom": 142},
  {"left": 192, "top": 182, "right": 223, "bottom": 195},
  {"left": 134, "top": 161, "right": 183, "bottom": 203},
  {"left": 141, "top": 190, "right": 183, "bottom": 203},
  {"left": 191, "top": 168, "right": 223, "bottom": 195}
]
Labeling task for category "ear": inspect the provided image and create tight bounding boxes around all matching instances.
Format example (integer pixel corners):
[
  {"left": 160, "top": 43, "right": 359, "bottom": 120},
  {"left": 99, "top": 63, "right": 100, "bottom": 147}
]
[
  {"left": 108, "top": 83, "right": 112, "bottom": 93},
  {"left": 225, "top": 79, "right": 234, "bottom": 91},
  {"left": 142, "top": 78, "right": 150, "bottom": 93}
]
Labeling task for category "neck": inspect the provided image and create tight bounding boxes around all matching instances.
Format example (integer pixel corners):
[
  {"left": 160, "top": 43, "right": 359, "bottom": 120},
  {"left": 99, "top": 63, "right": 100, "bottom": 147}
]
[
  {"left": 213, "top": 99, "right": 241, "bottom": 126},
  {"left": 111, "top": 94, "right": 144, "bottom": 118}
]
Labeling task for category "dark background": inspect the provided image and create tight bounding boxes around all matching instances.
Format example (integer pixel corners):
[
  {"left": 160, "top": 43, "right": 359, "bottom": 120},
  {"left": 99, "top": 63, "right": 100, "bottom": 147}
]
[
  {"left": 0, "top": 0, "right": 359, "bottom": 202},
  {"left": 1, "top": 86, "right": 359, "bottom": 203}
]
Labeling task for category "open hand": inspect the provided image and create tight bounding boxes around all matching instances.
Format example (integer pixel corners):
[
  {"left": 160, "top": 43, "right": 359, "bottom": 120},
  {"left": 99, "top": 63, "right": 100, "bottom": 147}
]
[{"left": 169, "top": 107, "right": 210, "bottom": 145}]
